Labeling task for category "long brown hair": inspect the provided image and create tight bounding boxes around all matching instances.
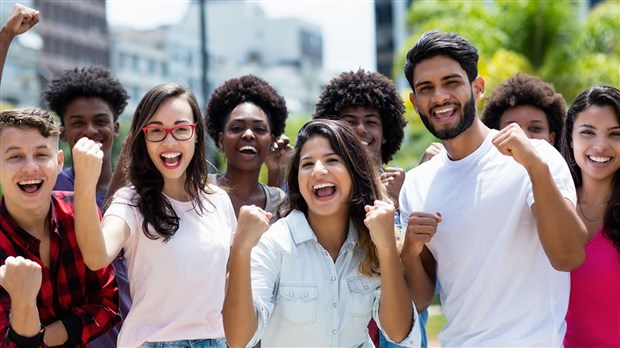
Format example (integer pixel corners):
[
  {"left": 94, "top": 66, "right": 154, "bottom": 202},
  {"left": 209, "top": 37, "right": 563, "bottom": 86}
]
[
  {"left": 279, "top": 119, "right": 386, "bottom": 276},
  {"left": 125, "top": 83, "right": 211, "bottom": 242},
  {"left": 561, "top": 85, "right": 620, "bottom": 251}
]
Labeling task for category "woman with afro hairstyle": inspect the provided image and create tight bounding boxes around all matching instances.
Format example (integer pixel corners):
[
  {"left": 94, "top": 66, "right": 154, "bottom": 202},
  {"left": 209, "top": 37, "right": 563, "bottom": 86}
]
[
  {"left": 205, "top": 75, "right": 289, "bottom": 221},
  {"left": 561, "top": 86, "right": 620, "bottom": 347},
  {"left": 42, "top": 66, "right": 130, "bottom": 348},
  {"left": 481, "top": 73, "right": 566, "bottom": 149}
]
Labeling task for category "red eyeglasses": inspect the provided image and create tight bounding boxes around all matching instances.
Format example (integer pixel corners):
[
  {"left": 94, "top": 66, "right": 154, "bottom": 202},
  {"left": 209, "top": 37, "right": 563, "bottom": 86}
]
[{"left": 142, "top": 123, "right": 197, "bottom": 142}]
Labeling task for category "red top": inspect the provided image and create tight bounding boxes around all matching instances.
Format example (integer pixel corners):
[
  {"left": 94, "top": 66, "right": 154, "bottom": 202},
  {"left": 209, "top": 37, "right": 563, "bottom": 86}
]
[
  {"left": 0, "top": 192, "right": 119, "bottom": 348},
  {"left": 565, "top": 226, "right": 620, "bottom": 348}
]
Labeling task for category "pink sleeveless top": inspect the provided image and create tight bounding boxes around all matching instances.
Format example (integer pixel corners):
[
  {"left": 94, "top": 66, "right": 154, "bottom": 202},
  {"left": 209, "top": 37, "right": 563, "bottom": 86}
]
[{"left": 565, "top": 226, "right": 620, "bottom": 347}]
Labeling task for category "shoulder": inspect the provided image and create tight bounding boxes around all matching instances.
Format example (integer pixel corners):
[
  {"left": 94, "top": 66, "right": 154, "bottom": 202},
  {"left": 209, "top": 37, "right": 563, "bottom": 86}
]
[{"left": 109, "top": 186, "right": 139, "bottom": 206}]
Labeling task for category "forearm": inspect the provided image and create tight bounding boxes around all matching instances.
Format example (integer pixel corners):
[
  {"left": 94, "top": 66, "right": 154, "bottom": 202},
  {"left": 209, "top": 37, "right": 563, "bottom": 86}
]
[
  {"left": 528, "top": 161, "right": 587, "bottom": 271},
  {"left": 0, "top": 32, "right": 14, "bottom": 83},
  {"left": 377, "top": 246, "right": 413, "bottom": 343},
  {"left": 400, "top": 248, "right": 435, "bottom": 311},
  {"left": 222, "top": 248, "right": 258, "bottom": 348},
  {"left": 74, "top": 185, "right": 113, "bottom": 270},
  {"left": 8, "top": 300, "right": 40, "bottom": 339},
  {"left": 266, "top": 168, "right": 282, "bottom": 188}
]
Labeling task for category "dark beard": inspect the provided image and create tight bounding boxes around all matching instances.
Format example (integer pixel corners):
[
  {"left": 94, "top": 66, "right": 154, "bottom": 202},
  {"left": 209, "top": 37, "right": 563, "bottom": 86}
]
[{"left": 419, "top": 94, "right": 476, "bottom": 140}]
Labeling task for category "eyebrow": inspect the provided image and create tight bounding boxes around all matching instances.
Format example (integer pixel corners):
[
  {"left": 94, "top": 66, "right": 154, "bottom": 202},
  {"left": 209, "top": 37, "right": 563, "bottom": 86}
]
[
  {"left": 577, "top": 124, "right": 620, "bottom": 131},
  {"left": 414, "top": 73, "right": 464, "bottom": 89},
  {"left": 229, "top": 117, "right": 268, "bottom": 123},
  {"left": 146, "top": 119, "right": 193, "bottom": 126},
  {"left": 4, "top": 144, "right": 50, "bottom": 154},
  {"left": 300, "top": 151, "right": 338, "bottom": 161},
  {"left": 67, "top": 113, "right": 109, "bottom": 119}
]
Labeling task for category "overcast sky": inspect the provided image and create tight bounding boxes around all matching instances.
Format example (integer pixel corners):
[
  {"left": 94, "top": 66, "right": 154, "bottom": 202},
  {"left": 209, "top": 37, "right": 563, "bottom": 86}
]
[{"left": 106, "top": 0, "right": 376, "bottom": 73}]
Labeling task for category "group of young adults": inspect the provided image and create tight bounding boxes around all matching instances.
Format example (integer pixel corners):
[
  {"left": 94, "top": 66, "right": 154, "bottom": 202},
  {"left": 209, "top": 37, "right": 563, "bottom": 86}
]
[{"left": 0, "top": 3, "right": 617, "bottom": 348}]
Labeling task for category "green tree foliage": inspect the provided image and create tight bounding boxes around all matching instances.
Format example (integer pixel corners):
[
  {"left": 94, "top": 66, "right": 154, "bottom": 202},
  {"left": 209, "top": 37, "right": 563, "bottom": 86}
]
[{"left": 392, "top": 0, "right": 619, "bottom": 171}]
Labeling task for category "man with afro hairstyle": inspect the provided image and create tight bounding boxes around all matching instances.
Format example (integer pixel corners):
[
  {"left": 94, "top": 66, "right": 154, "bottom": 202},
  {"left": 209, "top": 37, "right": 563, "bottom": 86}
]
[
  {"left": 481, "top": 73, "right": 566, "bottom": 149},
  {"left": 314, "top": 69, "right": 430, "bottom": 348},
  {"left": 42, "top": 65, "right": 130, "bottom": 348}
]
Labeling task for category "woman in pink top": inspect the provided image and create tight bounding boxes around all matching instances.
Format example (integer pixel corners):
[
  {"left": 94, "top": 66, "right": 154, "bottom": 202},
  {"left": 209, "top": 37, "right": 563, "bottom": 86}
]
[{"left": 561, "top": 85, "right": 620, "bottom": 347}]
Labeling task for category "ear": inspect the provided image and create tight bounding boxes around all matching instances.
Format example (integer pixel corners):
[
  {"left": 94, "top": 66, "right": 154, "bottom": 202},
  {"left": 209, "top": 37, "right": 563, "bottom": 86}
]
[
  {"left": 57, "top": 149, "right": 64, "bottom": 173},
  {"left": 60, "top": 126, "right": 67, "bottom": 142},
  {"left": 409, "top": 92, "right": 420, "bottom": 114},
  {"left": 549, "top": 132, "right": 556, "bottom": 146},
  {"left": 217, "top": 132, "right": 224, "bottom": 150},
  {"left": 472, "top": 76, "right": 485, "bottom": 101},
  {"left": 114, "top": 121, "right": 120, "bottom": 137}
]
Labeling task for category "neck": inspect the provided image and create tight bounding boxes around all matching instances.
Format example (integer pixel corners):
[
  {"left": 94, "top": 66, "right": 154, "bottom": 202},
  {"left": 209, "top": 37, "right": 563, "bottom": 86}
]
[
  {"left": 219, "top": 168, "right": 263, "bottom": 196},
  {"left": 163, "top": 177, "right": 191, "bottom": 202},
  {"left": 308, "top": 209, "right": 349, "bottom": 258},
  {"left": 6, "top": 201, "right": 50, "bottom": 239},
  {"left": 579, "top": 176, "right": 613, "bottom": 207},
  {"left": 442, "top": 119, "right": 490, "bottom": 161}
]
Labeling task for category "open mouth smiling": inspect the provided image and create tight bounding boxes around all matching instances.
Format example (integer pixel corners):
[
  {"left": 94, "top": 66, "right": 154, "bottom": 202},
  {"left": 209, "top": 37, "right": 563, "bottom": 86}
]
[
  {"left": 17, "top": 179, "right": 43, "bottom": 193},
  {"left": 313, "top": 182, "right": 336, "bottom": 198},
  {"left": 161, "top": 152, "right": 182, "bottom": 168}
]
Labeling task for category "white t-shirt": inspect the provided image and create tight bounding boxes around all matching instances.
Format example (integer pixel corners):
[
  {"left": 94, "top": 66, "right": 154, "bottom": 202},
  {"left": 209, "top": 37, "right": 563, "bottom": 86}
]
[
  {"left": 105, "top": 186, "right": 236, "bottom": 347},
  {"left": 399, "top": 130, "right": 576, "bottom": 347}
]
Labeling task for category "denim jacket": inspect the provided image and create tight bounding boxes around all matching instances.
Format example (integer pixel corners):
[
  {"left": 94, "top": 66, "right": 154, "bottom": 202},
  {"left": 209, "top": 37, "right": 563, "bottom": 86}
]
[{"left": 248, "top": 210, "right": 420, "bottom": 347}]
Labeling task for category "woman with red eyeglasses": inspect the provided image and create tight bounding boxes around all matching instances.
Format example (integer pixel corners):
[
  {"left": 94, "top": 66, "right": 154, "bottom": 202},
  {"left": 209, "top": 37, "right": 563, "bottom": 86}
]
[{"left": 71, "top": 83, "right": 271, "bottom": 347}]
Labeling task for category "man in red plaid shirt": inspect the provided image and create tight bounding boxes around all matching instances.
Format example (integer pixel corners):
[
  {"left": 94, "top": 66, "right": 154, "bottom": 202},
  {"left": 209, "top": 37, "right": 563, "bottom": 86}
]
[{"left": 0, "top": 107, "right": 119, "bottom": 347}]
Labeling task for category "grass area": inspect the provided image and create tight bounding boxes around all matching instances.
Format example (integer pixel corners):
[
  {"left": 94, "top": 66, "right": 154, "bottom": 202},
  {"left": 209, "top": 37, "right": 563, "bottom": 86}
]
[{"left": 426, "top": 313, "right": 446, "bottom": 345}]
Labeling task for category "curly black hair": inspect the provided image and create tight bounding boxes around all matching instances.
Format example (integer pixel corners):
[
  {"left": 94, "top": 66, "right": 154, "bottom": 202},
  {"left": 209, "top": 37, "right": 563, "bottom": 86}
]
[
  {"left": 313, "top": 69, "right": 406, "bottom": 164},
  {"left": 42, "top": 65, "right": 129, "bottom": 124},
  {"left": 205, "top": 75, "right": 288, "bottom": 142},
  {"left": 481, "top": 73, "right": 566, "bottom": 149}
]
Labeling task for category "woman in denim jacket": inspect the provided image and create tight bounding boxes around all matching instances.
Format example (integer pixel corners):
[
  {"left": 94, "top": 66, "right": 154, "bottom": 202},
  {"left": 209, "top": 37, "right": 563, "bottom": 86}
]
[{"left": 223, "top": 119, "right": 421, "bottom": 347}]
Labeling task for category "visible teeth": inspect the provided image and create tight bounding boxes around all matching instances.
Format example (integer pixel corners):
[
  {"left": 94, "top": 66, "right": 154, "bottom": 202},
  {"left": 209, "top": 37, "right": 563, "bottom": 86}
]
[
  {"left": 161, "top": 152, "right": 181, "bottom": 158},
  {"left": 589, "top": 156, "right": 611, "bottom": 163},
  {"left": 239, "top": 146, "right": 257, "bottom": 153},
  {"left": 434, "top": 107, "right": 454, "bottom": 114},
  {"left": 360, "top": 141, "right": 370, "bottom": 146},
  {"left": 313, "top": 183, "right": 335, "bottom": 190},
  {"left": 18, "top": 179, "right": 42, "bottom": 185}
]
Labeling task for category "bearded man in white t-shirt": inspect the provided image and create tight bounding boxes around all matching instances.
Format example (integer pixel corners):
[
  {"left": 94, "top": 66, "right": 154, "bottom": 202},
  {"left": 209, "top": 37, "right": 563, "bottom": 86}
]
[{"left": 399, "top": 30, "right": 588, "bottom": 347}]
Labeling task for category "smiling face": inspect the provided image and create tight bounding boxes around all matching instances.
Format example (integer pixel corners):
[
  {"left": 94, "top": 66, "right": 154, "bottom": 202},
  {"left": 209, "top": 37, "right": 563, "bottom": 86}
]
[
  {"left": 572, "top": 104, "right": 620, "bottom": 184},
  {"left": 61, "top": 97, "right": 119, "bottom": 163},
  {"left": 409, "top": 56, "right": 483, "bottom": 140},
  {"left": 0, "top": 127, "right": 63, "bottom": 213},
  {"left": 298, "top": 135, "right": 352, "bottom": 220},
  {"left": 144, "top": 96, "right": 197, "bottom": 190},
  {"left": 500, "top": 105, "right": 555, "bottom": 144},
  {"left": 218, "top": 102, "right": 273, "bottom": 172},
  {"left": 340, "top": 106, "right": 384, "bottom": 164}
]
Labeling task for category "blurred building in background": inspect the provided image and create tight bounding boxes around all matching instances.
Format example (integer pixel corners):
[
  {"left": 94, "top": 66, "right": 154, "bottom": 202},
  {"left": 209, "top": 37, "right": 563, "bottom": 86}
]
[
  {"left": 1, "top": 0, "right": 325, "bottom": 116},
  {"left": 374, "top": 0, "right": 411, "bottom": 82}
]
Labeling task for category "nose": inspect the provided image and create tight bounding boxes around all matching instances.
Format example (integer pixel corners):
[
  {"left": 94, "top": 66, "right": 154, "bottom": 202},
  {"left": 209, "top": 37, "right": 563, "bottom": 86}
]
[
  {"left": 311, "top": 160, "right": 328, "bottom": 177},
  {"left": 353, "top": 123, "right": 367, "bottom": 136},
  {"left": 161, "top": 131, "right": 176, "bottom": 144},
  {"left": 242, "top": 128, "right": 255, "bottom": 140},
  {"left": 430, "top": 88, "right": 450, "bottom": 105},
  {"left": 84, "top": 122, "right": 98, "bottom": 137},
  {"left": 592, "top": 138, "right": 611, "bottom": 152},
  {"left": 20, "top": 156, "right": 39, "bottom": 173}
]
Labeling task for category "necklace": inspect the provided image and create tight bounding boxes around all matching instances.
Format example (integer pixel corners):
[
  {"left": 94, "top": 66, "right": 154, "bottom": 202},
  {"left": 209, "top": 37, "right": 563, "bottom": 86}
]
[{"left": 578, "top": 200, "right": 602, "bottom": 223}]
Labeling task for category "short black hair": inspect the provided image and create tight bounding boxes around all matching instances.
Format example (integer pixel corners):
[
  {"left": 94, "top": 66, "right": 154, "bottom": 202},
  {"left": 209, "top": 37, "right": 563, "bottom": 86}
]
[
  {"left": 42, "top": 65, "right": 129, "bottom": 124},
  {"left": 313, "top": 69, "right": 406, "bottom": 164},
  {"left": 205, "top": 75, "right": 288, "bottom": 143},
  {"left": 482, "top": 73, "right": 566, "bottom": 149},
  {"left": 405, "top": 30, "right": 479, "bottom": 90}
]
